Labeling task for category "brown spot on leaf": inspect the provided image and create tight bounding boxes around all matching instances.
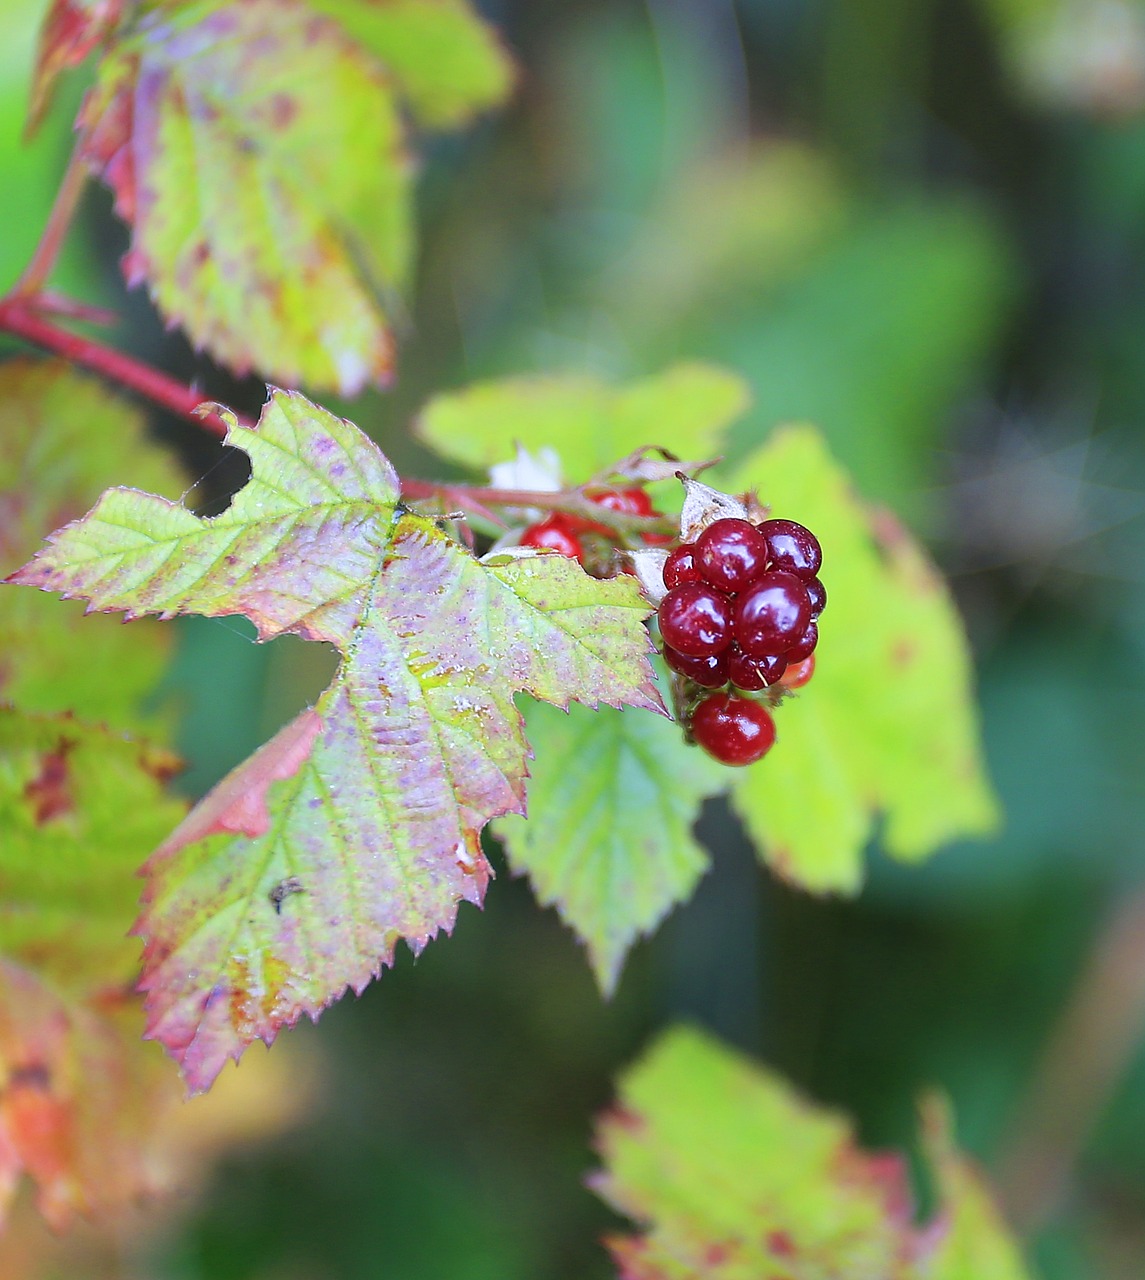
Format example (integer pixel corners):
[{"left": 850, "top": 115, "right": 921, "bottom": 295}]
[
  {"left": 267, "top": 92, "right": 297, "bottom": 128},
  {"left": 23, "top": 741, "right": 75, "bottom": 824},
  {"left": 891, "top": 639, "right": 917, "bottom": 669},
  {"left": 766, "top": 1230, "right": 796, "bottom": 1257}
]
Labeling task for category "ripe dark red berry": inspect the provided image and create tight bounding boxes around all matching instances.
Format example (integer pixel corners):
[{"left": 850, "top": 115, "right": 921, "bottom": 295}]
[
  {"left": 691, "top": 694, "right": 776, "bottom": 766},
  {"left": 695, "top": 518, "right": 770, "bottom": 593},
  {"left": 785, "top": 620, "right": 818, "bottom": 662},
  {"left": 658, "top": 583, "right": 733, "bottom": 657},
  {"left": 779, "top": 654, "right": 815, "bottom": 688},
  {"left": 663, "top": 645, "right": 728, "bottom": 689},
  {"left": 521, "top": 515, "right": 583, "bottom": 560},
  {"left": 727, "top": 646, "right": 787, "bottom": 691},
  {"left": 805, "top": 576, "right": 826, "bottom": 616},
  {"left": 734, "top": 571, "right": 811, "bottom": 657},
  {"left": 759, "top": 519, "right": 822, "bottom": 579},
  {"left": 663, "top": 543, "right": 703, "bottom": 589}
]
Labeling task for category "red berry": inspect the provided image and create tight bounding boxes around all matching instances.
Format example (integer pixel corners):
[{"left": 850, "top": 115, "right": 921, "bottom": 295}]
[
  {"left": 658, "top": 583, "right": 734, "bottom": 657},
  {"left": 663, "top": 645, "right": 728, "bottom": 689},
  {"left": 805, "top": 576, "right": 827, "bottom": 616},
  {"left": 663, "top": 543, "right": 703, "bottom": 589},
  {"left": 590, "top": 487, "right": 654, "bottom": 517},
  {"left": 785, "top": 620, "right": 818, "bottom": 662},
  {"left": 691, "top": 694, "right": 776, "bottom": 766},
  {"left": 779, "top": 654, "right": 815, "bottom": 688},
  {"left": 695, "top": 518, "right": 770, "bottom": 593},
  {"left": 759, "top": 519, "right": 822, "bottom": 579},
  {"left": 734, "top": 572, "right": 811, "bottom": 657},
  {"left": 520, "top": 515, "right": 583, "bottom": 560},
  {"left": 727, "top": 646, "right": 787, "bottom": 691}
]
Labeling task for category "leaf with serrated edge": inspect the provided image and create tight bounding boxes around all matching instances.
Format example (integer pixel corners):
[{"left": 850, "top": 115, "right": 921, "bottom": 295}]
[
  {"left": 10, "top": 390, "right": 660, "bottom": 1091},
  {"left": 496, "top": 692, "right": 724, "bottom": 993},
  {"left": 79, "top": 0, "right": 412, "bottom": 393},
  {"left": 592, "top": 1026, "right": 1033, "bottom": 1280},
  {"left": 417, "top": 363, "right": 749, "bottom": 482},
  {"left": 722, "top": 426, "right": 998, "bottom": 893},
  {"left": 0, "top": 360, "right": 183, "bottom": 728}
]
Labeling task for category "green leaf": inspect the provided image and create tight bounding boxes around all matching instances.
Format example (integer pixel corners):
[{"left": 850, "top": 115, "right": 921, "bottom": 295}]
[
  {"left": 592, "top": 1025, "right": 1032, "bottom": 1279},
  {"left": 417, "top": 363, "right": 750, "bottom": 482},
  {"left": 80, "top": 0, "right": 414, "bottom": 394},
  {"left": 722, "top": 425, "right": 998, "bottom": 893},
  {"left": 10, "top": 390, "right": 661, "bottom": 1091},
  {"left": 0, "top": 359, "right": 182, "bottom": 728},
  {"left": 0, "top": 706, "right": 187, "bottom": 1227},
  {"left": 305, "top": 0, "right": 514, "bottom": 128},
  {"left": 495, "top": 688, "right": 724, "bottom": 994},
  {"left": 0, "top": 706, "right": 186, "bottom": 992}
]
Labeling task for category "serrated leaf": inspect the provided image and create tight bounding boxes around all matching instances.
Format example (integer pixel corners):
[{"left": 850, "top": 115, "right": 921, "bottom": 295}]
[
  {"left": 722, "top": 425, "right": 998, "bottom": 893},
  {"left": 496, "top": 690, "right": 724, "bottom": 994},
  {"left": 0, "top": 360, "right": 182, "bottom": 729},
  {"left": 592, "top": 1026, "right": 1032, "bottom": 1280},
  {"left": 26, "top": 0, "right": 124, "bottom": 135},
  {"left": 305, "top": 0, "right": 514, "bottom": 127},
  {"left": 9, "top": 389, "right": 660, "bottom": 1091},
  {"left": 0, "top": 707, "right": 188, "bottom": 1228},
  {"left": 79, "top": 0, "right": 414, "bottom": 394},
  {"left": 417, "top": 363, "right": 749, "bottom": 482}
]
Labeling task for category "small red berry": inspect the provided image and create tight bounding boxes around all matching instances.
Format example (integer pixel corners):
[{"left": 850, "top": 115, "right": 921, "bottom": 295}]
[
  {"left": 734, "top": 571, "right": 812, "bottom": 657},
  {"left": 727, "top": 646, "right": 787, "bottom": 691},
  {"left": 520, "top": 515, "right": 583, "bottom": 560},
  {"left": 663, "top": 543, "right": 703, "bottom": 589},
  {"left": 759, "top": 519, "right": 822, "bottom": 579},
  {"left": 778, "top": 654, "right": 815, "bottom": 688},
  {"left": 691, "top": 694, "right": 776, "bottom": 766},
  {"left": 658, "top": 583, "right": 734, "bottom": 657},
  {"left": 695, "top": 518, "right": 770, "bottom": 593},
  {"left": 589, "top": 487, "right": 654, "bottom": 517},
  {"left": 663, "top": 645, "right": 729, "bottom": 689},
  {"left": 784, "top": 620, "right": 818, "bottom": 662},
  {"left": 805, "top": 576, "right": 827, "bottom": 616}
]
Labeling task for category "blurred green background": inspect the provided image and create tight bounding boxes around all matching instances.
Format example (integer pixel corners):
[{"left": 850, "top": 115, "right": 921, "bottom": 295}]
[{"left": 7, "top": 0, "right": 1145, "bottom": 1276}]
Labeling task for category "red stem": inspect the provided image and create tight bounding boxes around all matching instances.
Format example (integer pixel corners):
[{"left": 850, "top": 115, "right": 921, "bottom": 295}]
[
  {"left": 0, "top": 296, "right": 675, "bottom": 535},
  {"left": 11, "top": 135, "right": 92, "bottom": 298},
  {"left": 0, "top": 298, "right": 240, "bottom": 437}
]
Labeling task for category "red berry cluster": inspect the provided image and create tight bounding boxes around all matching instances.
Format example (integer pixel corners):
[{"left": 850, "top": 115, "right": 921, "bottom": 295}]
[
  {"left": 520, "top": 488, "right": 659, "bottom": 564},
  {"left": 658, "top": 517, "right": 825, "bottom": 766}
]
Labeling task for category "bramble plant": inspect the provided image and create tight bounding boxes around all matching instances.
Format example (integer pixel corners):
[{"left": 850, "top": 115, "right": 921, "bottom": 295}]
[{"left": 0, "top": 0, "right": 1027, "bottom": 1274}]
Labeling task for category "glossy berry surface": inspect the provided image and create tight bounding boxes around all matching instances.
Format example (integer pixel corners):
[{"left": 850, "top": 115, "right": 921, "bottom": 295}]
[
  {"left": 520, "top": 515, "right": 582, "bottom": 560},
  {"left": 785, "top": 620, "right": 818, "bottom": 662},
  {"left": 695, "top": 518, "right": 770, "bottom": 593},
  {"left": 734, "top": 571, "right": 811, "bottom": 657},
  {"left": 658, "top": 583, "right": 733, "bottom": 657},
  {"left": 691, "top": 694, "right": 776, "bottom": 766},
  {"left": 590, "top": 487, "right": 654, "bottom": 517},
  {"left": 663, "top": 645, "right": 728, "bottom": 689},
  {"left": 727, "top": 646, "right": 786, "bottom": 691},
  {"left": 759, "top": 519, "right": 822, "bottom": 579},
  {"left": 805, "top": 576, "right": 827, "bottom": 617},
  {"left": 663, "top": 543, "right": 702, "bottom": 589},
  {"left": 779, "top": 654, "right": 815, "bottom": 688}
]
